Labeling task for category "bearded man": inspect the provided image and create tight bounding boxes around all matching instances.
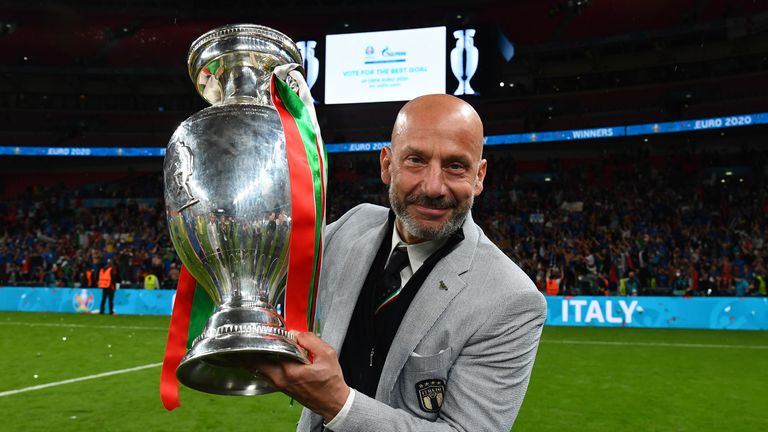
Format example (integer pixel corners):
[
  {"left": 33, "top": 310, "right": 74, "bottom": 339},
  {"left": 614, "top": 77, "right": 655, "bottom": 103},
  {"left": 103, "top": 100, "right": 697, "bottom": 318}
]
[{"left": 255, "top": 94, "right": 546, "bottom": 432}]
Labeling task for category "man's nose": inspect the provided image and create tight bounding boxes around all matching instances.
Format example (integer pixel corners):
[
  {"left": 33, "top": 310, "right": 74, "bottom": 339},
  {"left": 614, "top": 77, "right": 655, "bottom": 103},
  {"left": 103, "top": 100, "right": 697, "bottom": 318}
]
[{"left": 422, "top": 163, "right": 447, "bottom": 198}]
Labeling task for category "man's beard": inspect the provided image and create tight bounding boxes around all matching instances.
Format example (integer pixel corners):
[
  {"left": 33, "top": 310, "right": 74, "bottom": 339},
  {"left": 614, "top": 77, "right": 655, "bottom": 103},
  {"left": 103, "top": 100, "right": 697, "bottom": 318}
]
[{"left": 389, "top": 184, "right": 472, "bottom": 241}]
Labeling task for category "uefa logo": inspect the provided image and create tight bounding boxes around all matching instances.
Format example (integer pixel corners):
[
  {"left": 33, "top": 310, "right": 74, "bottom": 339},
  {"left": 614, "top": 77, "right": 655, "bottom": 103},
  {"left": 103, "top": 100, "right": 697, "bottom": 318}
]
[
  {"left": 73, "top": 289, "right": 95, "bottom": 313},
  {"left": 365, "top": 45, "right": 374, "bottom": 56}
]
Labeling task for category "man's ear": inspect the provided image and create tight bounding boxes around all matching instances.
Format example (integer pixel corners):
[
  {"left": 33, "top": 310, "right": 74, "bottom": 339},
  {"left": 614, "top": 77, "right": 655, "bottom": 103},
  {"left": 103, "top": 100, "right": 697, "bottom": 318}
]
[
  {"left": 380, "top": 146, "right": 392, "bottom": 185},
  {"left": 474, "top": 159, "right": 487, "bottom": 196}
]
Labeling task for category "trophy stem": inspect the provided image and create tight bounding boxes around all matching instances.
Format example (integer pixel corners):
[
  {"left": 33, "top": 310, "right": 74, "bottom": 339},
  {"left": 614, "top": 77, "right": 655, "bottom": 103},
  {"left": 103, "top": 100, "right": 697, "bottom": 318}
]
[
  {"left": 176, "top": 302, "right": 309, "bottom": 396},
  {"left": 219, "top": 61, "right": 273, "bottom": 106}
]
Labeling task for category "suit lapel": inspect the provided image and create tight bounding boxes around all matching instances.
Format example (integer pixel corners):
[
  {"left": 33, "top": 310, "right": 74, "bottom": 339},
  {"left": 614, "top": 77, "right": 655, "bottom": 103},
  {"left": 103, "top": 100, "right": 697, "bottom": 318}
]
[
  {"left": 376, "top": 215, "right": 479, "bottom": 400},
  {"left": 322, "top": 219, "right": 389, "bottom": 352}
]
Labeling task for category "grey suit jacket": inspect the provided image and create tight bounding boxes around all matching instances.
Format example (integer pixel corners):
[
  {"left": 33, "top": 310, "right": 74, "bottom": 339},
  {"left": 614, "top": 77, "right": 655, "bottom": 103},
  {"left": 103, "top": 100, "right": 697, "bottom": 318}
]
[{"left": 298, "top": 204, "right": 546, "bottom": 432}]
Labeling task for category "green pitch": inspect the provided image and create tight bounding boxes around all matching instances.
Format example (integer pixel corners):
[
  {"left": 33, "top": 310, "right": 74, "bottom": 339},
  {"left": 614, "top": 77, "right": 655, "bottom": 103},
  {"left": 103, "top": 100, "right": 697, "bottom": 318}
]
[{"left": 0, "top": 312, "right": 766, "bottom": 431}]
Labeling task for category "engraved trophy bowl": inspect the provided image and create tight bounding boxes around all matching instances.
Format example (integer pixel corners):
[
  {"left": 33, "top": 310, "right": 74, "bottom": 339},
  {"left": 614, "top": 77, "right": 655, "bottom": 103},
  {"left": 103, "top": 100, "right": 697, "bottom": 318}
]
[{"left": 163, "top": 24, "right": 308, "bottom": 396}]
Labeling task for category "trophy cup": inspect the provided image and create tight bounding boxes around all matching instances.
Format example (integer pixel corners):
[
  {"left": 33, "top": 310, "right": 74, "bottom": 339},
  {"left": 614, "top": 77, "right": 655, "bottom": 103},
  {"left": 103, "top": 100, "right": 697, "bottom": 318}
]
[{"left": 163, "top": 24, "right": 322, "bottom": 396}]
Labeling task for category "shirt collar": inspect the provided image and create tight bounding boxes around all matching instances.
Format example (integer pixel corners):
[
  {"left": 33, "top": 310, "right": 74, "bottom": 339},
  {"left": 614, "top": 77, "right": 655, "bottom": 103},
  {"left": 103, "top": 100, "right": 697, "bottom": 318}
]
[{"left": 390, "top": 221, "right": 449, "bottom": 274}]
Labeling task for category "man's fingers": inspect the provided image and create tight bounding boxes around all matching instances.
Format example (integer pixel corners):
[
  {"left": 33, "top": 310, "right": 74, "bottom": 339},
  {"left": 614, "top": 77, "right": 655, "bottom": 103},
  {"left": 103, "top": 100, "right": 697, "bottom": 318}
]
[
  {"left": 292, "top": 330, "right": 321, "bottom": 348},
  {"left": 251, "top": 360, "right": 289, "bottom": 388},
  {"left": 292, "top": 331, "right": 335, "bottom": 359},
  {"left": 250, "top": 360, "right": 280, "bottom": 378}
]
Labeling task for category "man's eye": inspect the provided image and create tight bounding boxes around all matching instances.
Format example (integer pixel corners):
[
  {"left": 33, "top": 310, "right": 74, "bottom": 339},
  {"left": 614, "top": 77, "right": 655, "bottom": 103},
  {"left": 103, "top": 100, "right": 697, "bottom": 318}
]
[
  {"left": 405, "top": 156, "right": 423, "bottom": 164},
  {"left": 447, "top": 163, "right": 465, "bottom": 171}
]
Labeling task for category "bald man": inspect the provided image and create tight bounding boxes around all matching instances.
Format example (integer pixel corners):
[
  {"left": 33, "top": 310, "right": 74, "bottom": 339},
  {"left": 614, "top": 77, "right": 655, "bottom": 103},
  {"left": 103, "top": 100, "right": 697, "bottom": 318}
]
[{"left": 255, "top": 94, "right": 546, "bottom": 431}]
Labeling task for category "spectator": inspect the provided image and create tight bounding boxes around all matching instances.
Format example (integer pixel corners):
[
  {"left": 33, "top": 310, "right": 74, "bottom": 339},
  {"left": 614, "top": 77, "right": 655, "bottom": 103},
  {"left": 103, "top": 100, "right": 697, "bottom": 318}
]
[
  {"left": 545, "top": 267, "right": 562, "bottom": 296},
  {"left": 671, "top": 269, "right": 689, "bottom": 296},
  {"left": 625, "top": 270, "right": 640, "bottom": 296},
  {"left": 734, "top": 274, "right": 749, "bottom": 297},
  {"left": 144, "top": 273, "right": 159, "bottom": 290},
  {"left": 163, "top": 263, "right": 180, "bottom": 289}
]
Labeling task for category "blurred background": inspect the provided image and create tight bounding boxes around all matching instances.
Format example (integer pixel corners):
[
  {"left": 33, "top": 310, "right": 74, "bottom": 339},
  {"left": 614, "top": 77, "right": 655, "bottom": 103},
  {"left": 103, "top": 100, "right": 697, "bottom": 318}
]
[
  {"left": 3, "top": 0, "right": 768, "bottom": 298},
  {"left": 1, "top": 2, "right": 767, "bottom": 431}
]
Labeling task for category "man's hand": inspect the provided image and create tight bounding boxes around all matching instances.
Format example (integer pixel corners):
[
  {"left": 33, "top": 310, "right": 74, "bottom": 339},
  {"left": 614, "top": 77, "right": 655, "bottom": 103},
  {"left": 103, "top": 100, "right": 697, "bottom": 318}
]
[{"left": 253, "top": 331, "right": 350, "bottom": 423}]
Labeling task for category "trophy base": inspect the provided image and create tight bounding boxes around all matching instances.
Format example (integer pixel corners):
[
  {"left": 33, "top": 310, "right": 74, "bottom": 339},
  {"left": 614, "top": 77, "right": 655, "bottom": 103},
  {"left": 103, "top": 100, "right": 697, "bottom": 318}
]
[{"left": 176, "top": 304, "right": 310, "bottom": 396}]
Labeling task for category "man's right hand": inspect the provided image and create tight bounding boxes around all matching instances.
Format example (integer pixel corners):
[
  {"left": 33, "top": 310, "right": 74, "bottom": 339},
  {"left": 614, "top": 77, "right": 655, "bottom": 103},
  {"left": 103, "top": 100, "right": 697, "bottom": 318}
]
[{"left": 252, "top": 332, "right": 351, "bottom": 424}]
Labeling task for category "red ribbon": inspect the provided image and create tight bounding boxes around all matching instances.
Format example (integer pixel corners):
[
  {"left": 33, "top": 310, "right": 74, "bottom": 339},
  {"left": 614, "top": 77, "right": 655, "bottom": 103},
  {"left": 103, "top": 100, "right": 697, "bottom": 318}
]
[
  {"left": 160, "top": 266, "right": 196, "bottom": 411},
  {"left": 271, "top": 76, "right": 318, "bottom": 333}
]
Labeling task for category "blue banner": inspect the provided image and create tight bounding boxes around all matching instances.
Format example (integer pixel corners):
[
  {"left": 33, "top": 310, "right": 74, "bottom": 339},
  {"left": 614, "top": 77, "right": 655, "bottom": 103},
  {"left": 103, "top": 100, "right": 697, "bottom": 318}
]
[
  {"left": 485, "top": 126, "right": 625, "bottom": 146},
  {"left": 3, "top": 288, "right": 767, "bottom": 330},
  {"left": 4, "top": 112, "right": 768, "bottom": 156},
  {"left": 546, "top": 296, "right": 768, "bottom": 330},
  {"left": 626, "top": 113, "right": 768, "bottom": 136},
  {"left": 325, "top": 141, "right": 390, "bottom": 153},
  {"left": 0, "top": 287, "right": 174, "bottom": 316},
  {"left": 0, "top": 147, "right": 166, "bottom": 157}
]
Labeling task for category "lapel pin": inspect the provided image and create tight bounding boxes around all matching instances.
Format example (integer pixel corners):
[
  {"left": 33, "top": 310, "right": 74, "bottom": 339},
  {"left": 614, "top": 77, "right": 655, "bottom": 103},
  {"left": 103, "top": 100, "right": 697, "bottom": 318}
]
[{"left": 439, "top": 280, "right": 448, "bottom": 290}]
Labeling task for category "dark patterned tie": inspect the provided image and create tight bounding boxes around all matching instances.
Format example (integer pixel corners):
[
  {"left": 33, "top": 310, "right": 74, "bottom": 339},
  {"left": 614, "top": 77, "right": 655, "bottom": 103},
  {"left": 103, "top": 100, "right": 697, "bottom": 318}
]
[{"left": 374, "top": 246, "right": 410, "bottom": 315}]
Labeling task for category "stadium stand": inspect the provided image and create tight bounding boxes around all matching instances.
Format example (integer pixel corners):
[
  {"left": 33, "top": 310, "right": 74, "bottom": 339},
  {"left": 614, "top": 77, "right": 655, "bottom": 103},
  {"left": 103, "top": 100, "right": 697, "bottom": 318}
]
[
  {"left": 1, "top": 1, "right": 767, "bottom": 299},
  {"left": 0, "top": 173, "right": 177, "bottom": 289},
  {"left": 2, "top": 147, "right": 767, "bottom": 298}
]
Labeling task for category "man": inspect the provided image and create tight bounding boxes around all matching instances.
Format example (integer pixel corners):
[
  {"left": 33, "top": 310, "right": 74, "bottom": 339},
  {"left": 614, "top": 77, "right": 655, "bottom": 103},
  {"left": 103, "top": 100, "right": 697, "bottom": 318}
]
[
  {"left": 98, "top": 258, "right": 118, "bottom": 315},
  {"left": 256, "top": 94, "right": 546, "bottom": 431},
  {"left": 625, "top": 269, "right": 640, "bottom": 296}
]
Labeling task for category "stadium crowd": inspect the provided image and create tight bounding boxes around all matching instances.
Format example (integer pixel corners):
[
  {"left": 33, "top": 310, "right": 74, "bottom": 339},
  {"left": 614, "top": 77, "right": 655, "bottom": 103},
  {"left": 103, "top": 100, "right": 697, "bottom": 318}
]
[
  {"left": 1, "top": 148, "right": 767, "bottom": 298},
  {"left": 0, "top": 173, "right": 181, "bottom": 290},
  {"left": 328, "top": 147, "right": 768, "bottom": 298}
]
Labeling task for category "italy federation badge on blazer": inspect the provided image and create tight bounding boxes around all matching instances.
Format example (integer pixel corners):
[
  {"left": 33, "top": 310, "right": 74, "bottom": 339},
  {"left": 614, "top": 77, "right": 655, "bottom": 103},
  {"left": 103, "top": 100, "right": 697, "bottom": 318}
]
[{"left": 416, "top": 379, "right": 446, "bottom": 413}]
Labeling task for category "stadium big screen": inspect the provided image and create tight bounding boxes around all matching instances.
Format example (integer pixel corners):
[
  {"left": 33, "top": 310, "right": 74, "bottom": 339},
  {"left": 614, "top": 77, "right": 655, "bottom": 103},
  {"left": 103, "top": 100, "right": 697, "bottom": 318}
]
[{"left": 325, "top": 26, "right": 447, "bottom": 104}]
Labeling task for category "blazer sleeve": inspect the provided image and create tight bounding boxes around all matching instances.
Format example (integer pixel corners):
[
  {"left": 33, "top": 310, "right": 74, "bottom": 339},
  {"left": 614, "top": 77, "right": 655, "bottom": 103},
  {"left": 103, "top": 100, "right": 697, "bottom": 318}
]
[{"left": 332, "top": 288, "right": 547, "bottom": 432}]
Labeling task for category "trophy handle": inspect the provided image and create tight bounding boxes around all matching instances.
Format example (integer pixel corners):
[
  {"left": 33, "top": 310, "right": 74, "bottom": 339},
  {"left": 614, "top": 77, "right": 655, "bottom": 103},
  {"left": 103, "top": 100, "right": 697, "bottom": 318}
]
[
  {"left": 450, "top": 30, "right": 465, "bottom": 95},
  {"left": 464, "top": 30, "right": 478, "bottom": 95}
]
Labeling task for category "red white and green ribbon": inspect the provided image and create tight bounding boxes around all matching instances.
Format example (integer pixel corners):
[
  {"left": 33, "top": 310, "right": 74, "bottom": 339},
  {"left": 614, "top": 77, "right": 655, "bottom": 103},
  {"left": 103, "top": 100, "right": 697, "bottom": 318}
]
[
  {"left": 271, "top": 63, "right": 327, "bottom": 334},
  {"left": 160, "top": 63, "right": 326, "bottom": 411},
  {"left": 160, "top": 266, "right": 214, "bottom": 411}
]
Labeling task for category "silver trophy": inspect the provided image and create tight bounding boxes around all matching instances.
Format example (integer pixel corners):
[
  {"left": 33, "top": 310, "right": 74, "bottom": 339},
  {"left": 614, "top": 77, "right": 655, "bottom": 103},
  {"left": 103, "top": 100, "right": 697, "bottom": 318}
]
[{"left": 163, "top": 24, "right": 311, "bottom": 396}]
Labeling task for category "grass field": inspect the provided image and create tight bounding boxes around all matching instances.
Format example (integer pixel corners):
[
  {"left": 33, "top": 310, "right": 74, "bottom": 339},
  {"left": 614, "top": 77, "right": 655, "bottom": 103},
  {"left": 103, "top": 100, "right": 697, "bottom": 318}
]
[{"left": 0, "top": 312, "right": 766, "bottom": 431}]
